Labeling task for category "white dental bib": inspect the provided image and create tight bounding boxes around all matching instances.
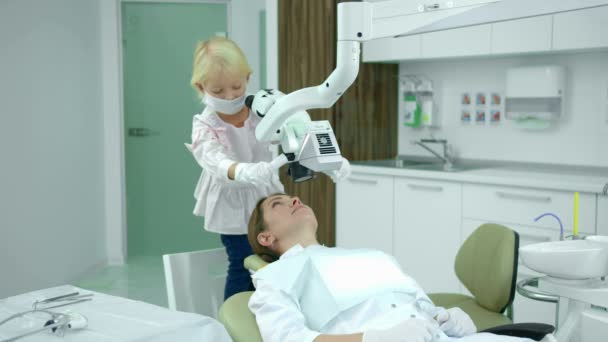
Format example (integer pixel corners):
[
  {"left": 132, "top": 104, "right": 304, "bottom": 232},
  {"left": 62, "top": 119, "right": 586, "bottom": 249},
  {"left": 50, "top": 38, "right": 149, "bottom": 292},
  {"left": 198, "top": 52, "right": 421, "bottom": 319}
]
[{"left": 252, "top": 245, "right": 438, "bottom": 332}]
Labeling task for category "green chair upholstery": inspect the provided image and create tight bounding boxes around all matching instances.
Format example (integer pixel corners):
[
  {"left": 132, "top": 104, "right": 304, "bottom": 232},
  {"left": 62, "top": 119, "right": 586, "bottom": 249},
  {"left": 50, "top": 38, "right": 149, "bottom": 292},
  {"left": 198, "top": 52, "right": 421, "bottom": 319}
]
[
  {"left": 244, "top": 255, "right": 269, "bottom": 272},
  {"left": 218, "top": 291, "right": 263, "bottom": 342},
  {"left": 429, "top": 223, "right": 519, "bottom": 331},
  {"left": 218, "top": 256, "right": 268, "bottom": 342}
]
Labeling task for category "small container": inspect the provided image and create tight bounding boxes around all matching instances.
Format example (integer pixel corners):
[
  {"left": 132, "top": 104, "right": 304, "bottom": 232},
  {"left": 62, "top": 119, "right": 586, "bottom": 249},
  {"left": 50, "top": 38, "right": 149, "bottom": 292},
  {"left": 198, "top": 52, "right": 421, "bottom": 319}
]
[
  {"left": 418, "top": 81, "right": 438, "bottom": 127},
  {"left": 403, "top": 81, "right": 421, "bottom": 127}
]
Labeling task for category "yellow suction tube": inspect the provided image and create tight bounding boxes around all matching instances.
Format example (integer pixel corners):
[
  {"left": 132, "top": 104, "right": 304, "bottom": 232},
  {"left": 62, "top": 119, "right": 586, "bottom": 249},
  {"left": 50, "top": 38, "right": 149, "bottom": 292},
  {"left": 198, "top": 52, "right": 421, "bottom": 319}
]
[{"left": 573, "top": 192, "right": 579, "bottom": 237}]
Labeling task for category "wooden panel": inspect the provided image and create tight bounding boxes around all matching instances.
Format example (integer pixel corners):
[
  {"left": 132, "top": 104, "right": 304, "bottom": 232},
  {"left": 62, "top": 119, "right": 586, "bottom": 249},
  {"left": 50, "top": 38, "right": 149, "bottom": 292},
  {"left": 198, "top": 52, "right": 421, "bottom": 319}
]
[
  {"left": 334, "top": 62, "right": 398, "bottom": 161},
  {"left": 278, "top": 0, "right": 336, "bottom": 246},
  {"left": 278, "top": 0, "right": 398, "bottom": 247}
]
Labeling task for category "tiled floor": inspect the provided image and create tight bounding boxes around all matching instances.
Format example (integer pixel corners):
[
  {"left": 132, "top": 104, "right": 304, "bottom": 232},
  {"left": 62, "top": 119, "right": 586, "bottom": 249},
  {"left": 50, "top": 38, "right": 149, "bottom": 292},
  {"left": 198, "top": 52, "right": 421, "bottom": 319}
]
[{"left": 75, "top": 255, "right": 168, "bottom": 308}]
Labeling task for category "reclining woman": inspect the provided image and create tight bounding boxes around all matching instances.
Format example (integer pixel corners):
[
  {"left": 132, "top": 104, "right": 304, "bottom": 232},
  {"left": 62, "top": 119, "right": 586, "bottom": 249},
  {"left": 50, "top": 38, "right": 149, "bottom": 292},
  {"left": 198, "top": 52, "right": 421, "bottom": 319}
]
[{"left": 246, "top": 194, "right": 556, "bottom": 342}]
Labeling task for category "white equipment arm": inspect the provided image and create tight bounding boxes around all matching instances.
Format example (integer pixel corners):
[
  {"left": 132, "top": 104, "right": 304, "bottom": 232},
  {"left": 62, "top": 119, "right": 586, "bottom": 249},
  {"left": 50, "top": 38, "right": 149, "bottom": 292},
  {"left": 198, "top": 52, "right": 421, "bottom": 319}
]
[{"left": 255, "top": 0, "right": 608, "bottom": 142}]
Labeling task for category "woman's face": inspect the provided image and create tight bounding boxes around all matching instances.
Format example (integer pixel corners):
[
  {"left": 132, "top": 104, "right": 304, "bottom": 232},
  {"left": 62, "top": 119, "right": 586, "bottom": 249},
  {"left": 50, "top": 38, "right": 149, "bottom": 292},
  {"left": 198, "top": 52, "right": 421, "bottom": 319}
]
[{"left": 261, "top": 194, "right": 317, "bottom": 240}]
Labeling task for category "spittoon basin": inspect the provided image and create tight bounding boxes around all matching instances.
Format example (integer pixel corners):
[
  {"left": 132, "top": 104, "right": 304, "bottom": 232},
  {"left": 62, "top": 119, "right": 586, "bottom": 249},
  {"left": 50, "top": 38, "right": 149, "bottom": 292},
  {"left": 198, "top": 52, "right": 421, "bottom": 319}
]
[{"left": 520, "top": 239, "right": 608, "bottom": 279}]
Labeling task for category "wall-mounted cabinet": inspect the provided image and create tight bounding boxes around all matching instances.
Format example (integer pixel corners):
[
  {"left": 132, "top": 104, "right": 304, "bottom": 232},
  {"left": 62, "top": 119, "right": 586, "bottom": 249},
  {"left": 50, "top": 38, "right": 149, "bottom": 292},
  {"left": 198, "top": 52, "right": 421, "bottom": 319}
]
[
  {"left": 491, "top": 16, "right": 553, "bottom": 54},
  {"left": 553, "top": 6, "right": 608, "bottom": 51},
  {"left": 362, "top": 8, "right": 608, "bottom": 62},
  {"left": 363, "top": 35, "right": 421, "bottom": 62},
  {"left": 421, "top": 24, "right": 491, "bottom": 59}
]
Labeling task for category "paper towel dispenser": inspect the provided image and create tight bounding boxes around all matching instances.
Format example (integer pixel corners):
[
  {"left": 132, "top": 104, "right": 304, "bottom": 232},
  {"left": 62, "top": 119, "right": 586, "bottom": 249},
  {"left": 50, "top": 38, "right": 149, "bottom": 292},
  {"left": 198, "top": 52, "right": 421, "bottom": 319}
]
[{"left": 505, "top": 65, "right": 565, "bottom": 130}]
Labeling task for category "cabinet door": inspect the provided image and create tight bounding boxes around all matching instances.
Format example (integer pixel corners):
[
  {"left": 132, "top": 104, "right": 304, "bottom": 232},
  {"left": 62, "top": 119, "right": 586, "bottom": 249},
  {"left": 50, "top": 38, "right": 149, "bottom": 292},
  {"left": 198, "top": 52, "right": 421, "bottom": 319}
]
[
  {"left": 491, "top": 16, "right": 552, "bottom": 54},
  {"left": 393, "top": 178, "right": 462, "bottom": 293},
  {"left": 421, "top": 24, "right": 491, "bottom": 59},
  {"left": 336, "top": 174, "right": 394, "bottom": 255},
  {"left": 462, "top": 219, "right": 559, "bottom": 325},
  {"left": 553, "top": 7, "right": 608, "bottom": 51},
  {"left": 363, "top": 35, "right": 421, "bottom": 62},
  {"left": 599, "top": 195, "right": 608, "bottom": 236}
]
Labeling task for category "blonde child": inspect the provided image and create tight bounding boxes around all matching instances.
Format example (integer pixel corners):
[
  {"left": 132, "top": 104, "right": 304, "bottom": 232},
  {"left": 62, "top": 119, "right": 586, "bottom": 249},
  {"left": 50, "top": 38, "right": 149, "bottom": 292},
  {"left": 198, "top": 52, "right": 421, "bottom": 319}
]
[{"left": 186, "top": 37, "right": 287, "bottom": 300}]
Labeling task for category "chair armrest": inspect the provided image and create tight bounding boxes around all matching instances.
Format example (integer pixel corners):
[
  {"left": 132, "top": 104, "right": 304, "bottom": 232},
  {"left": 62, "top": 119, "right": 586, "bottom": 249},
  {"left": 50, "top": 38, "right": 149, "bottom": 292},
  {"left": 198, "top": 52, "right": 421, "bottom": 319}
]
[{"left": 481, "top": 323, "right": 555, "bottom": 341}]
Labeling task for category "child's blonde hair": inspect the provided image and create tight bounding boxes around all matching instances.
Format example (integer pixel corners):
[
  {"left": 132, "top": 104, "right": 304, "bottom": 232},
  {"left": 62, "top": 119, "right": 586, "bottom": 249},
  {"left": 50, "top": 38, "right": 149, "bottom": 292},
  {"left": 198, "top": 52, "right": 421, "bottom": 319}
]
[{"left": 190, "top": 37, "right": 252, "bottom": 96}]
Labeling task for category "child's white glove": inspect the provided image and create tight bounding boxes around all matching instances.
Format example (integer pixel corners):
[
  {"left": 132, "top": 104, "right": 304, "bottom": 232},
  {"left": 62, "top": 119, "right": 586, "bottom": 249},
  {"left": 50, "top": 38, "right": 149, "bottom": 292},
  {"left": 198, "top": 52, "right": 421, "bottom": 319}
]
[
  {"left": 323, "top": 157, "right": 351, "bottom": 183},
  {"left": 435, "top": 307, "right": 477, "bottom": 337},
  {"left": 363, "top": 318, "right": 435, "bottom": 342},
  {"left": 235, "top": 155, "right": 288, "bottom": 186}
]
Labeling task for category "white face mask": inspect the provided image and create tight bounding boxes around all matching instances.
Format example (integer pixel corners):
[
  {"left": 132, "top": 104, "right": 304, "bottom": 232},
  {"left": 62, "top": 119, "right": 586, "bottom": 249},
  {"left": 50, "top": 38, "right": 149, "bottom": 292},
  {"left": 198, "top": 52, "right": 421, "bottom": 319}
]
[{"left": 203, "top": 93, "right": 246, "bottom": 115}]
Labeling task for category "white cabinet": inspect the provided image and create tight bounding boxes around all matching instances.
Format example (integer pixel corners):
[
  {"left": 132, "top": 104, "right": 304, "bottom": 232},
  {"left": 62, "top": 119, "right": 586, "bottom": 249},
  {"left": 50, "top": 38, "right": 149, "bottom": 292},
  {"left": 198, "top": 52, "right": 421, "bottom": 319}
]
[
  {"left": 421, "top": 24, "right": 491, "bottom": 59},
  {"left": 336, "top": 173, "right": 394, "bottom": 255},
  {"left": 362, "top": 35, "right": 421, "bottom": 62},
  {"left": 491, "top": 16, "right": 553, "bottom": 54},
  {"left": 599, "top": 196, "right": 608, "bottom": 236},
  {"left": 393, "top": 178, "right": 462, "bottom": 293},
  {"left": 362, "top": 7, "right": 608, "bottom": 62},
  {"left": 462, "top": 219, "right": 559, "bottom": 325},
  {"left": 553, "top": 6, "right": 608, "bottom": 51}
]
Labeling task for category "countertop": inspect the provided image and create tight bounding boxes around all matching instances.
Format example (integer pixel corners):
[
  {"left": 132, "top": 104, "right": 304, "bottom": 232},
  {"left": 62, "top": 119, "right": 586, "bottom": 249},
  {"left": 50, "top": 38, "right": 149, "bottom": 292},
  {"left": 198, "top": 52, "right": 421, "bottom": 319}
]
[{"left": 351, "top": 156, "right": 608, "bottom": 195}]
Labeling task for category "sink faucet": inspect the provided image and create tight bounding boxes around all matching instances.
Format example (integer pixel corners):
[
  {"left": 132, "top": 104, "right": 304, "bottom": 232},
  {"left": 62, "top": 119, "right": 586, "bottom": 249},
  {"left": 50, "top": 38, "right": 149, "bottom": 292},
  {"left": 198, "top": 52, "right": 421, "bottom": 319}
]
[{"left": 413, "top": 139, "right": 453, "bottom": 169}]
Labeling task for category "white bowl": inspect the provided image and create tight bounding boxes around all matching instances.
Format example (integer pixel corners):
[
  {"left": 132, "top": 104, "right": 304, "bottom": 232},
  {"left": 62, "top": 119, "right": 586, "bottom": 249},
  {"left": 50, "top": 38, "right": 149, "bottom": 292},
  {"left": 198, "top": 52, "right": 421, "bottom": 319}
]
[{"left": 520, "top": 240, "right": 608, "bottom": 279}]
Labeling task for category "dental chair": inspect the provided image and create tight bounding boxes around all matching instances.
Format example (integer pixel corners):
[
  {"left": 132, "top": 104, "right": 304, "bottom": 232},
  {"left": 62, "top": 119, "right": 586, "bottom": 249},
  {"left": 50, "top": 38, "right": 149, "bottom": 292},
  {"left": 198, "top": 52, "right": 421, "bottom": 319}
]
[
  {"left": 218, "top": 255, "right": 267, "bottom": 342},
  {"left": 218, "top": 242, "right": 554, "bottom": 342},
  {"left": 428, "top": 223, "right": 519, "bottom": 331}
]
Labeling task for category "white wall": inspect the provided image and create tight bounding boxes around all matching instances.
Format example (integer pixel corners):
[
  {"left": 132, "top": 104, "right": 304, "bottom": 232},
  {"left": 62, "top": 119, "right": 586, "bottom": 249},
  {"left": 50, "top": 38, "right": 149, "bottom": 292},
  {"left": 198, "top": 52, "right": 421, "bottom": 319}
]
[
  {"left": 398, "top": 51, "right": 608, "bottom": 167},
  {"left": 0, "top": 0, "right": 107, "bottom": 298},
  {"left": 100, "top": 0, "right": 126, "bottom": 265},
  {"left": 231, "top": 0, "right": 267, "bottom": 92}
]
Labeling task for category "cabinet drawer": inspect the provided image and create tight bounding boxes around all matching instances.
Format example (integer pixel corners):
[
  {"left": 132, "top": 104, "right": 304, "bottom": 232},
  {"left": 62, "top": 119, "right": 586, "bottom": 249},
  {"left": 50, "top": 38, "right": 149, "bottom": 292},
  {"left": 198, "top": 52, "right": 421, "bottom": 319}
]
[
  {"left": 336, "top": 173, "right": 394, "bottom": 254},
  {"left": 463, "top": 184, "right": 596, "bottom": 234}
]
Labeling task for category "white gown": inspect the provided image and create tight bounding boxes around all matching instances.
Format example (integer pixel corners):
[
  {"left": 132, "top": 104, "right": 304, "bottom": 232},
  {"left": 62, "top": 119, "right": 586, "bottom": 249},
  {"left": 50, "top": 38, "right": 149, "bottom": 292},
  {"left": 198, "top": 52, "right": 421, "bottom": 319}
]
[
  {"left": 249, "top": 244, "right": 535, "bottom": 342},
  {"left": 185, "top": 106, "right": 284, "bottom": 235}
]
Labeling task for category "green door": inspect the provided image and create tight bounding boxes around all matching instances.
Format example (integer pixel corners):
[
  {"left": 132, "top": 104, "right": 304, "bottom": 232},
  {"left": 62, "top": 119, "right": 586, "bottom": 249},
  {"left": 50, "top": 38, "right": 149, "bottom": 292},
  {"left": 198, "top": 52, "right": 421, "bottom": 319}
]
[{"left": 122, "top": 2, "right": 226, "bottom": 256}]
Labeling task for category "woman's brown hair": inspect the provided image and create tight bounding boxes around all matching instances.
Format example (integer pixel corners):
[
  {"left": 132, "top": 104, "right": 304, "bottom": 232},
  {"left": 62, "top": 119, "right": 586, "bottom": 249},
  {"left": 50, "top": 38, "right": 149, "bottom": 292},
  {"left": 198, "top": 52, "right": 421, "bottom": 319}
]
[{"left": 247, "top": 193, "right": 285, "bottom": 263}]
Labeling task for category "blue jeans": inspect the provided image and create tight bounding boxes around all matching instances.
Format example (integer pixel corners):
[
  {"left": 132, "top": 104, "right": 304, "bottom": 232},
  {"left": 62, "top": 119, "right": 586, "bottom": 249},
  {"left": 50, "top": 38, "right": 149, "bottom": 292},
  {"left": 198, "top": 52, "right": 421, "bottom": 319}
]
[{"left": 220, "top": 234, "right": 255, "bottom": 300}]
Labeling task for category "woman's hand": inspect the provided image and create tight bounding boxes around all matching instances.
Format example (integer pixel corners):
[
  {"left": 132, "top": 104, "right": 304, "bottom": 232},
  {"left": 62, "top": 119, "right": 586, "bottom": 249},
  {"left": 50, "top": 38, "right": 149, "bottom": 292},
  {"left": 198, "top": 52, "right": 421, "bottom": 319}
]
[{"left": 435, "top": 307, "right": 477, "bottom": 337}]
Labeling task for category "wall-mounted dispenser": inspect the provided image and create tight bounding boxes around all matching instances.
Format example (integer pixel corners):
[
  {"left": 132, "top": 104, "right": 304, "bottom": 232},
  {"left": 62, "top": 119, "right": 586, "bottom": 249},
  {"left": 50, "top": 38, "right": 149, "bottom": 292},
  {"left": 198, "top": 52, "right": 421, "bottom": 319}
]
[
  {"left": 401, "top": 80, "right": 421, "bottom": 127},
  {"left": 505, "top": 65, "right": 565, "bottom": 130},
  {"left": 400, "top": 74, "right": 439, "bottom": 128}
]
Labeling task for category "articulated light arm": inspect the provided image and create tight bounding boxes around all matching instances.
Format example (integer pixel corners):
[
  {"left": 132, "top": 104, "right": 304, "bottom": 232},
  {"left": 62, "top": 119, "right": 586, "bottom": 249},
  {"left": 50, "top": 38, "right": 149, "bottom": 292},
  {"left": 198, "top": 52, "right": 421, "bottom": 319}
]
[{"left": 255, "top": 0, "right": 608, "bottom": 143}]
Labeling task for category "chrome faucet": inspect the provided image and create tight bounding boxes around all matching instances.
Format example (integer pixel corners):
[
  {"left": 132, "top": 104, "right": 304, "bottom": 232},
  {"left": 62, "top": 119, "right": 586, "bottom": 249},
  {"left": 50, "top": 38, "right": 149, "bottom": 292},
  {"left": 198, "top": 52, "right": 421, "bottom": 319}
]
[{"left": 413, "top": 139, "right": 453, "bottom": 169}]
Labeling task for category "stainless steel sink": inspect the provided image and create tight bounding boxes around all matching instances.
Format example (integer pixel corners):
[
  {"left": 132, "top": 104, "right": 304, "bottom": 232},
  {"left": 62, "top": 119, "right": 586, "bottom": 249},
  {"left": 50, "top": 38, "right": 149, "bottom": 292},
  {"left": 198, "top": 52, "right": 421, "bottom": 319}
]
[
  {"left": 352, "top": 159, "right": 427, "bottom": 168},
  {"left": 408, "top": 163, "right": 480, "bottom": 172},
  {"left": 352, "top": 158, "right": 483, "bottom": 172}
]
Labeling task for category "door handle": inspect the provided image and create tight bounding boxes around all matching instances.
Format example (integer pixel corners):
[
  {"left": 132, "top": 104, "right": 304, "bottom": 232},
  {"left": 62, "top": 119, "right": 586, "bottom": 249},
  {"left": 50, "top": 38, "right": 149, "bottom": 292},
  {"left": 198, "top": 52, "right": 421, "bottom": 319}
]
[
  {"left": 348, "top": 178, "right": 378, "bottom": 185},
  {"left": 496, "top": 191, "right": 551, "bottom": 203},
  {"left": 128, "top": 127, "right": 159, "bottom": 137},
  {"left": 408, "top": 184, "right": 443, "bottom": 192}
]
